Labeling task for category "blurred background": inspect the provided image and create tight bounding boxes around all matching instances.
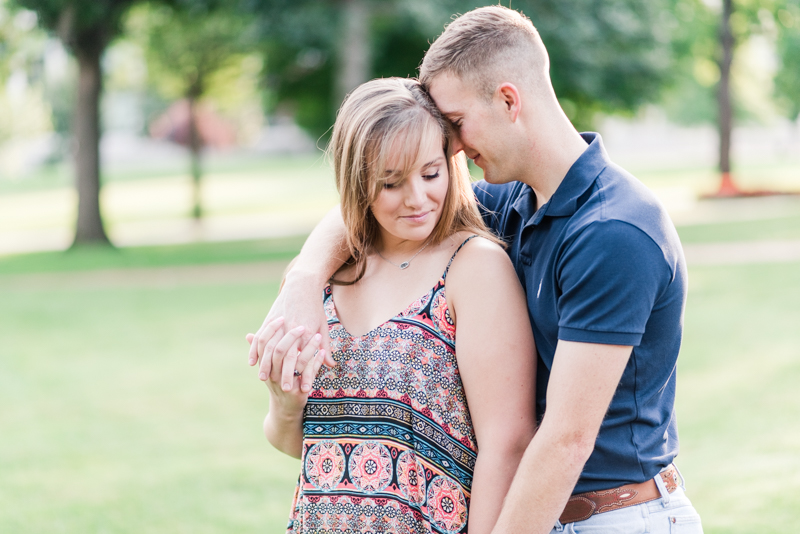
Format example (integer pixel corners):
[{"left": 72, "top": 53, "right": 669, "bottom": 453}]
[{"left": 0, "top": 0, "right": 798, "bottom": 532}]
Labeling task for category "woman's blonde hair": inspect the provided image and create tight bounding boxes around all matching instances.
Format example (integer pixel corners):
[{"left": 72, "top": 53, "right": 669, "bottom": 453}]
[{"left": 328, "top": 77, "right": 500, "bottom": 284}]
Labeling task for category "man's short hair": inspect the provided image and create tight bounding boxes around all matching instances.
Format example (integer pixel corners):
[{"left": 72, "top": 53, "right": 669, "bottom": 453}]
[{"left": 419, "top": 5, "right": 549, "bottom": 100}]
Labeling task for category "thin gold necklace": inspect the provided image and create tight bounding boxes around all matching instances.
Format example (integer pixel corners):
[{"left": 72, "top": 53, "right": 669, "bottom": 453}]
[{"left": 376, "top": 239, "right": 432, "bottom": 270}]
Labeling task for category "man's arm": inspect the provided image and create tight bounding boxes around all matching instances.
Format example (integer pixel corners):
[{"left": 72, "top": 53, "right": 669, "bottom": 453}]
[
  {"left": 491, "top": 340, "right": 632, "bottom": 534},
  {"left": 248, "top": 206, "right": 349, "bottom": 388}
]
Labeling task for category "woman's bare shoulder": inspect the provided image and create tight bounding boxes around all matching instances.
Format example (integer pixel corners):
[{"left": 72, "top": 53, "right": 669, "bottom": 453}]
[
  {"left": 447, "top": 232, "right": 510, "bottom": 269},
  {"left": 443, "top": 232, "right": 517, "bottom": 298}
]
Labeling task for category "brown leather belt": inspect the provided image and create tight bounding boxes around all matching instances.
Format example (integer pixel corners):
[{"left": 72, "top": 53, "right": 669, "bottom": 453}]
[{"left": 559, "top": 465, "right": 682, "bottom": 524}]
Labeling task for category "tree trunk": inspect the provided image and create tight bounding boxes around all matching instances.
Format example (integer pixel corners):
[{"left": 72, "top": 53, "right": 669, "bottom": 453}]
[
  {"left": 188, "top": 96, "right": 203, "bottom": 220},
  {"left": 72, "top": 43, "right": 110, "bottom": 245},
  {"left": 336, "top": 0, "right": 371, "bottom": 105},
  {"left": 716, "top": 0, "right": 739, "bottom": 195}
]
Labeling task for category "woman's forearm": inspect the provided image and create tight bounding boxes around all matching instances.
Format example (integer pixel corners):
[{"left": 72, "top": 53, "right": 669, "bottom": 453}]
[{"left": 263, "top": 407, "right": 304, "bottom": 459}]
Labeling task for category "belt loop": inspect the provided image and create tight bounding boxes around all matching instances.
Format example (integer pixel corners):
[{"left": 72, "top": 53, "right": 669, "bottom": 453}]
[
  {"left": 654, "top": 468, "right": 671, "bottom": 506},
  {"left": 672, "top": 463, "right": 687, "bottom": 490},
  {"left": 552, "top": 519, "right": 565, "bottom": 532}
]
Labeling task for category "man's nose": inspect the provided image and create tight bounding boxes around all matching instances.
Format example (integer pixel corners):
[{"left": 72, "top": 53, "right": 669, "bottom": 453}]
[{"left": 450, "top": 135, "right": 465, "bottom": 155}]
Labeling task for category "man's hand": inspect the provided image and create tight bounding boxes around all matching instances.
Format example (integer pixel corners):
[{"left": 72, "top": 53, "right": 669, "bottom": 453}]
[
  {"left": 247, "top": 206, "right": 348, "bottom": 385},
  {"left": 246, "top": 330, "right": 327, "bottom": 397},
  {"left": 247, "top": 271, "right": 337, "bottom": 390},
  {"left": 491, "top": 341, "right": 632, "bottom": 534}
]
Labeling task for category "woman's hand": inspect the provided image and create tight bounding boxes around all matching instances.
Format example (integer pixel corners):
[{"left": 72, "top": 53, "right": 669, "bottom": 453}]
[
  {"left": 246, "top": 330, "right": 328, "bottom": 458},
  {"left": 248, "top": 319, "right": 329, "bottom": 394},
  {"left": 246, "top": 328, "right": 327, "bottom": 402},
  {"left": 247, "top": 272, "right": 337, "bottom": 376}
]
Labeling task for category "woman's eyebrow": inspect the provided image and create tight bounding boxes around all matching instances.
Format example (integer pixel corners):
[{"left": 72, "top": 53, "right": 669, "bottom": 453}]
[{"left": 423, "top": 157, "right": 445, "bottom": 167}]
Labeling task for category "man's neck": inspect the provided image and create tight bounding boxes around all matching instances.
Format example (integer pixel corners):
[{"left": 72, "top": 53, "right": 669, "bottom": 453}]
[{"left": 517, "top": 103, "right": 589, "bottom": 208}]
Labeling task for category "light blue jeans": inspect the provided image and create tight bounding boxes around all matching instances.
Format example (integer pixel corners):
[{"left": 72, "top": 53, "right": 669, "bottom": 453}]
[{"left": 551, "top": 469, "right": 704, "bottom": 533}]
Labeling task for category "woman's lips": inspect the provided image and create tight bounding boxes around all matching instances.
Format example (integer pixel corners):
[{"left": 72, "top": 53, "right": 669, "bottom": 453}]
[{"left": 401, "top": 212, "right": 430, "bottom": 223}]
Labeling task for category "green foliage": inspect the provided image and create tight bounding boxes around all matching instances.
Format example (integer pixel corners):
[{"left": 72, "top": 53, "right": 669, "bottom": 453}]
[
  {"left": 252, "top": 0, "right": 339, "bottom": 137},
  {"left": 249, "top": 0, "right": 702, "bottom": 136},
  {"left": 503, "top": 0, "right": 679, "bottom": 129},
  {"left": 655, "top": 0, "right": 719, "bottom": 125},
  {"left": 775, "top": 1, "right": 800, "bottom": 120},
  {"left": 660, "top": 0, "right": 800, "bottom": 126},
  {"left": 127, "top": 2, "right": 258, "bottom": 101},
  {"left": 0, "top": 4, "right": 55, "bottom": 144},
  {"left": 10, "top": 0, "right": 136, "bottom": 53}
]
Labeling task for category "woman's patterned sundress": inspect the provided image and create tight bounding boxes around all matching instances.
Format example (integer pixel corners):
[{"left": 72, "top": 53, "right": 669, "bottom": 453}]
[{"left": 287, "top": 236, "right": 479, "bottom": 534}]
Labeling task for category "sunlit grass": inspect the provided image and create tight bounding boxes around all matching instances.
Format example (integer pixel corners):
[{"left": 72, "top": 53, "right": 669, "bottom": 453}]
[
  {"left": 677, "top": 261, "right": 800, "bottom": 533},
  {"left": 0, "top": 236, "right": 305, "bottom": 275},
  {"left": 1, "top": 238, "right": 799, "bottom": 532},
  {"left": 0, "top": 264, "right": 300, "bottom": 533},
  {"left": 678, "top": 213, "right": 800, "bottom": 243}
]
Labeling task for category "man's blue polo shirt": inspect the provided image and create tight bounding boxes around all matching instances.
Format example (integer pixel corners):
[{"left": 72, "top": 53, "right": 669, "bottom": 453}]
[{"left": 473, "top": 133, "right": 687, "bottom": 494}]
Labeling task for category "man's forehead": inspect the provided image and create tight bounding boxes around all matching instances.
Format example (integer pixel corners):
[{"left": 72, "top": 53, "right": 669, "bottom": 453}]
[{"left": 428, "top": 74, "right": 471, "bottom": 115}]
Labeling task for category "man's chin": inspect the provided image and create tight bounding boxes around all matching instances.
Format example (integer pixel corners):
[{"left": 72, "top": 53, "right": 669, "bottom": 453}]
[{"left": 481, "top": 170, "right": 506, "bottom": 185}]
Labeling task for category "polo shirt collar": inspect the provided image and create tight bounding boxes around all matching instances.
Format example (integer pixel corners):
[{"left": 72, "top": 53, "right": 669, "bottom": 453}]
[{"left": 512, "top": 132, "right": 609, "bottom": 225}]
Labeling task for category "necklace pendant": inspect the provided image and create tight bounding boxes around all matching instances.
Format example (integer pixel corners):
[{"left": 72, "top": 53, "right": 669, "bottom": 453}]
[{"left": 399, "top": 261, "right": 410, "bottom": 270}]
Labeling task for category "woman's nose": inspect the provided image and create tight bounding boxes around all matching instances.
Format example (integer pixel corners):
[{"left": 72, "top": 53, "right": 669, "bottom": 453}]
[{"left": 404, "top": 177, "right": 427, "bottom": 207}]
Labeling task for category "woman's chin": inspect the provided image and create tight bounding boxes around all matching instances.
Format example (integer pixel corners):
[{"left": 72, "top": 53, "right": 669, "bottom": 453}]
[{"left": 382, "top": 226, "right": 435, "bottom": 245}]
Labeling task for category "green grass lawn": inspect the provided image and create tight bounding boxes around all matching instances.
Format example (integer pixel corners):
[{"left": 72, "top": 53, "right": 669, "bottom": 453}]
[
  {"left": 677, "top": 261, "right": 800, "bottom": 533},
  {"left": 1, "top": 241, "right": 799, "bottom": 533},
  {"left": 677, "top": 213, "right": 800, "bottom": 244},
  {"left": 0, "top": 236, "right": 306, "bottom": 275},
  {"left": 0, "top": 243, "right": 304, "bottom": 533}
]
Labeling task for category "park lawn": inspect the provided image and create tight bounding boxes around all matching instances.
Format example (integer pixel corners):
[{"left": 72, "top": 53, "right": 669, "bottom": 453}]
[
  {"left": 677, "top": 213, "right": 800, "bottom": 244},
  {"left": 1, "top": 241, "right": 799, "bottom": 533},
  {"left": 677, "top": 260, "right": 800, "bottom": 533},
  {"left": 0, "top": 236, "right": 306, "bottom": 275},
  {"left": 0, "top": 267, "right": 301, "bottom": 533}
]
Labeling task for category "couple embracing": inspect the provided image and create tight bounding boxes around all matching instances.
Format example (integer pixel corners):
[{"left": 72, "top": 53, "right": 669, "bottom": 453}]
[{"left": 247, "top": 6, "right": 704, "bottom": 534}]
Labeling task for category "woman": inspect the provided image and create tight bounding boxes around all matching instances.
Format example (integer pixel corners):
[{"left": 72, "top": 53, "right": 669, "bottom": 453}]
[{"left": 252, "top": 78, "right": 536, "bottom": 534}]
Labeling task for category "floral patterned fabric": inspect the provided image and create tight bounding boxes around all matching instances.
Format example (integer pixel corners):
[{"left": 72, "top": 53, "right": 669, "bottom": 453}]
[{"left": 287, "top": 237, "right": 478, "bottom": 534}]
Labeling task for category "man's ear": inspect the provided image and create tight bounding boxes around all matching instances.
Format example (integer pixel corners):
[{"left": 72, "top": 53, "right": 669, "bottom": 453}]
[{"left": 496, "top": 83, "right": 522, "bottom": 122}]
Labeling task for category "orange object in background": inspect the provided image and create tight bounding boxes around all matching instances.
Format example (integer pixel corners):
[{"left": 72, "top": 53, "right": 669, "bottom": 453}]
[{"left": 149, "top": 100, "right": 237, "bottom": 149}]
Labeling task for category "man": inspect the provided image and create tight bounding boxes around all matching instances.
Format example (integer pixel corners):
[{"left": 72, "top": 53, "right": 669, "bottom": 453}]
[{"left": 249, "top": 6, "right": 703, "bottom": 533}]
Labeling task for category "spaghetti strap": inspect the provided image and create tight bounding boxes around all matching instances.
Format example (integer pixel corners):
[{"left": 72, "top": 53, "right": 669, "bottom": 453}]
[{"left": 442, "top": 234, "right": 479, "bottom": 280}]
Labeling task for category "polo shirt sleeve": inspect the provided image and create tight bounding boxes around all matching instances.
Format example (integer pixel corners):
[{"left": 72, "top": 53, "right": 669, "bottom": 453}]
[{"left": 556, "top": 220, "right": 671, "bottom": 346}]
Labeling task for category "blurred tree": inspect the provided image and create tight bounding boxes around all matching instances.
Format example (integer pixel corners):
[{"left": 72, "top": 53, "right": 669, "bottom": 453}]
[
  {"left": 717, "top": 0, "right": 737, "bottom": 195},
  {"left": 128, "top": 3, "right": 257, "bottom": 220},
  {"left": 7, "top": 0, "right": 236, "bottom": 243},
  {"left": 251, "top": 0, "right": 373, "bottom": 138},
  {"left": 8, "top": 0, "right": 138, "bottom": 245},
  {"left": 708, "top": 0, "right": 790, "bottom": 195},
  {"left": 657, "top": 0, "right": 797, "bottom": 196},
  {"left": 251, "top": 0, "right": 689, "bottom": 138}
]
